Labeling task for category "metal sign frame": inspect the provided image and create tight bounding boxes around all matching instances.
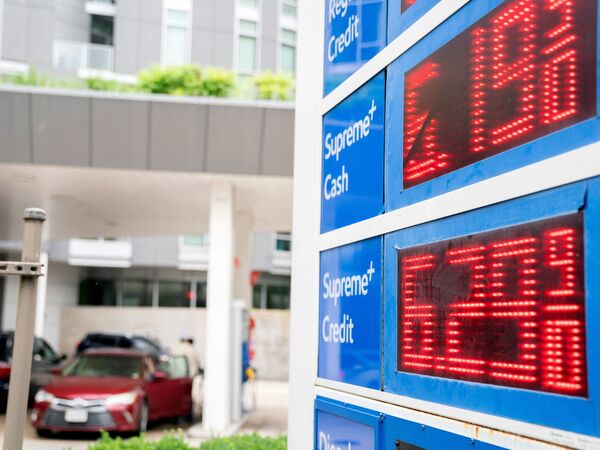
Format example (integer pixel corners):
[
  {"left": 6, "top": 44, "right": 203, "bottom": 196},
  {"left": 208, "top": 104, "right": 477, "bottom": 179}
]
[{"left": 288, "top": 0, "right": 600, "bottom": 448}]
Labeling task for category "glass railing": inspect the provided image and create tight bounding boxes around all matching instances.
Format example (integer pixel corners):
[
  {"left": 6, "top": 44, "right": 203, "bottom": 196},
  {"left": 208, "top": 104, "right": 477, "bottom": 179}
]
[{"left": 53, "top": 40, "right": 114, "bottom": 72}]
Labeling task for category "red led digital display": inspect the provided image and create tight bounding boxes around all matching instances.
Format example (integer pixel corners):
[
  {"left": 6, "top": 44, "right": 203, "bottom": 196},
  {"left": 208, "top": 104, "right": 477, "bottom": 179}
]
[
  {"left": 403, "top": 0, "right": 597, "bottom": 188},
  {"left": 397, "top": 213, "right": 587, "bottom": 396}
]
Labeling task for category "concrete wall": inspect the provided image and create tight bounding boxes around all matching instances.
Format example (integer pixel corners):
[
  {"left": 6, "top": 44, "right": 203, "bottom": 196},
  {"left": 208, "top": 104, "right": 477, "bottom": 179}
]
[
  {"left": 2, "top": 263, "right": 81, "bottom": 350},
  {"left": 261, "top": 0, "right": 279, "bottom": 72},
  {"left": 59, "top": 306, "right": 290, "bottom": 380},
  {"left": 2, "top": 0, "right": 88, "bottom": 70},
  {"left": 114, "top": 0, "right": 162, "bottom": 74},
  {"left": 192, "top": 0, "right": 235, "bottom": 69},
  {"left": 252, "top": 308, "right": 290, "bottom": 380},
  {"left": 0, "top": 87, "right": 294, "bottom": 177}
]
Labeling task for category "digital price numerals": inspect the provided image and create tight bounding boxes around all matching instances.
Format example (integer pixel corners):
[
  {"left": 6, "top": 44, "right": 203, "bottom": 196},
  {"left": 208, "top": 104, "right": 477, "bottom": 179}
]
[
  {"left": 397, "top": 213, "right": 587, "bottom": 397},
  {"left": 403, "top": 0, "right": 597, "bottom": 188}
]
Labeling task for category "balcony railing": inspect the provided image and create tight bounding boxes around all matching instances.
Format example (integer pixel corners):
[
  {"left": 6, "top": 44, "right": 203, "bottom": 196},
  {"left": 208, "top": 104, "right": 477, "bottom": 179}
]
[
  {"left": 68, "top": 238, "right": 132, "bottom": 268},
  {"left": 53, "top": 40, "right": 114, "bottom": 72}
]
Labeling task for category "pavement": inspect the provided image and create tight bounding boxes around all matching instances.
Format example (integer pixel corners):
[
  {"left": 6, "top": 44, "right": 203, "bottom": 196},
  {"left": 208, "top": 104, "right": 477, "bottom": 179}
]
[{"left": 0, "top": 380, "right": 288, "bottom": 450}]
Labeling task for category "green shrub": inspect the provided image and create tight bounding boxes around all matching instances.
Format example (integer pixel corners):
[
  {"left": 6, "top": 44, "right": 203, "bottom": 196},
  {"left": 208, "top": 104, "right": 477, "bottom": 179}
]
[
  {"left": 199, "top": 67, "right": 236, "bottom": 97},
  {"left": 199, "top": 433, "right": 287, "bottom": 450},
  {"left": 5, "top": 68, "right": 86, "bottom": 89},
  {"left": 87, "top": 431, "right": 287, "bottom": 450},
  {"left": 252, "top": 72, "right": 294, "bottom": 101},
  {"left": 85, "top": 77, "right": 137, "bottom": 93},
  {"left": 88, "top": 431, "right": 190, "bottom": 450},
  {"left": 137, "top": 65, "right": 235, "bottom": 97},
  {"left": 137, "top": 65, "right": 203, "bottom": 95}
]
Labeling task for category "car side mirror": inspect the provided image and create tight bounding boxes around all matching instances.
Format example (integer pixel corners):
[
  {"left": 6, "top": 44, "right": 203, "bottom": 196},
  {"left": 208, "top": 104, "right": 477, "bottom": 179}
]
[
  {"left": 51, "top": 367, "right": 62, "bottom": 376},
  {"left": 153, "top": 370, "right": 169, "bottom": 381}
]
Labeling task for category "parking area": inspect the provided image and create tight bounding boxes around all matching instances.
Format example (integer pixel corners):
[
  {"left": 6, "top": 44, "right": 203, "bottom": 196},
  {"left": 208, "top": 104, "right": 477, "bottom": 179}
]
[{"left": 0, "top": 381, "right": 288, "bottom": 449}]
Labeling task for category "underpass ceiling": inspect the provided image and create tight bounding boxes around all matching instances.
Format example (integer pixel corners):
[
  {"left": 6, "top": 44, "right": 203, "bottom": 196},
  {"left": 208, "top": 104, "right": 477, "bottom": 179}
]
[{"left": 0, "top": 163, "right": 293, "bottom": 241}]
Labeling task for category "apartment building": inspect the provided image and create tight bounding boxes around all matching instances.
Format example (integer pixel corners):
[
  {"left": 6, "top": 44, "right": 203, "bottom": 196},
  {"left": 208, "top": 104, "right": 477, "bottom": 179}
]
[{"left": 0, "top": 0, "right": 297, "bottom": 78}]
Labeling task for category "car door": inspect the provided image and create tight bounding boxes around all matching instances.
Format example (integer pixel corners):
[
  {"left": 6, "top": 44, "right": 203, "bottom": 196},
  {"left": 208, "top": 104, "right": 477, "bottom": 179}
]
[
  {"left": 30, "top": 338, "right": 58, "bottom": 395},
  {"left": 152, "top": 356, "right": 189, "bottom": 418},
  {"left": 165, "top": 356, "right": 193, "bottom": 417},
  {"left": 142, "top": 356, "right": 173, "bottom": 420}
]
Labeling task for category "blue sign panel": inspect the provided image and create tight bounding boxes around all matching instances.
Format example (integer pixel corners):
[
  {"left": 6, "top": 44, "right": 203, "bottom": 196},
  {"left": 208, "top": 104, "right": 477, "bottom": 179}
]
[
  {"left": 385, "top": 0, "right": 599, "bottom": 213},
  {"left": 383, "top": 177, "right": 600, "bottom": 438},
  {"left": 387, "top": 0, "right": 443, "bottom": 41},
  {"left": 318, "top": 237, "right": 382, "bottom": 389},
  {"left": 321, "top": 73, "right": 385, "bottom": 233},
  {"left": 316, "top": 396, "right": 507, "bottom": 450},
  {"left": 316, "top": 410, "right": 375, "bottom": 450},
  {"left": 323, "top": 0, "right": 387, "bottom": 95}
]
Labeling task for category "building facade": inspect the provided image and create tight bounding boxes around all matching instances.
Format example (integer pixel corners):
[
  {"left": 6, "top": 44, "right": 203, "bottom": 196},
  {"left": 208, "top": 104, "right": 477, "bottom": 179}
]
[{"left": 0, "top": 0, "right": 297, "bottom": 78}]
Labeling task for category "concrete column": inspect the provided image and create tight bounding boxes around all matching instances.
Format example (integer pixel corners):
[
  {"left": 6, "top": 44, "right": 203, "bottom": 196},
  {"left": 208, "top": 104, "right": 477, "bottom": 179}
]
[
  {"left": 203, "top": 182, "right": 235, "bottom": 432},
  {"left": 34, "top": 252, "right": 48, "bottom": 337},
  {"left": 233, "top": 212, "right": 253, "bottom": 307}
]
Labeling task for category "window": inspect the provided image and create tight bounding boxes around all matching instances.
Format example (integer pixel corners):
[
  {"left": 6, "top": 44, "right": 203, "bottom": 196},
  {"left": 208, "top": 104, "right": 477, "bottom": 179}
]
[
  {"left": 279, "top": 0, "right": 297, "bottom": 74},
  {"left": 280, "top": 29, "right": 296, "bottom": 73},
  {"left": 196, "top": 282, "right": 207, "bottom": 308},
  {"left": 79, "top": 278, "right": 206, "bottom": 309},
  {"left": 282, "top": 0, "right": 296, "bottom": 19},
  {"left": 182, "top": 234, "right": 209, "bottom": 247},
  {"left": 252, "top": 278, "right": 291, "bottom": 310},
  {"left": 122, "top": 280, "right": 153, "bottom": 307},
  {"left": 158, "top": 280, "right": 193, "bottom": 307},
  {"left": 275, "top": 232, "right": 291, "bottom": 252},
  {"left": 237, "top": 0, "right": 260, "bottom": 76},
  {"left": 79, "top": 279, "right": 117, "bottom": 306},
  {"left": 90, "top": 15, "right": 114, "bottom": 46},
  {"left": 163, "top": 0, "right": 191, "bottom": 66}
]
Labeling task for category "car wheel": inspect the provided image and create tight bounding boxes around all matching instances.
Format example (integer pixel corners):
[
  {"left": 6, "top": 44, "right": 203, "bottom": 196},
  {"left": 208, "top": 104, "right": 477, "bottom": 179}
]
[
  {"left": 36, "top": 429, "right": 51, "bottom": 438},
  {"left": 138, "top": 401, "right": 149, "bottom": 434}
]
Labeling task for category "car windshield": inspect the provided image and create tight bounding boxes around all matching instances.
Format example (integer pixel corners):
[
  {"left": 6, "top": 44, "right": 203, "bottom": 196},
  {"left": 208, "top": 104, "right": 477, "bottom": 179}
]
[{"left": 62, "top": 355, "right": 141, "bottom": 379}]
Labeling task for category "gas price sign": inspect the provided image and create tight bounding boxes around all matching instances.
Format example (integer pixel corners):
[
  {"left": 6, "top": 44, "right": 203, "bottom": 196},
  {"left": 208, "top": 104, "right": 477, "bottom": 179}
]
[
  {"left": 402, "top": 0, "right": 597, "bottom": 188},
  {"left": 397, "top": 212, "right": 587, "bottom": 396}
]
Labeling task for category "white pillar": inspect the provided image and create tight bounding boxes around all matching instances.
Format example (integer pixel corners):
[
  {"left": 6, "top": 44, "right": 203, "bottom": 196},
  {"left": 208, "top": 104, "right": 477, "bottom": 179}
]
[
  {"left": 203, "top": 182, "right": 235, "bottom": 432},
  {"left": 34, "top": 252, "right": 48, "bottom": 337},
  {"left": 233, "top": 212, "right": 253, "bottom": 307},
  {"left": 287, "top": 0, "right": 324, "bottom": 447}
]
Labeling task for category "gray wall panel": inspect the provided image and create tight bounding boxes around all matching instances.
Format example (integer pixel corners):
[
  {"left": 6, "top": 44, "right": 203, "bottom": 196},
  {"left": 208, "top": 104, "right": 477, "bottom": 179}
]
[
  {"left": 131, "top": 236, "right": 180, "bottom": 267},
  {"left": 191, "top": 29, "right": 212, "bottom": 67},
  {"left": 138, "top": 0, "right": 162, "bottom": 23},
  {"left": 137, "top": 21, "right": 162, "bottom": 69},
  {"left": 261, "top": 108, "right": 294, "bottom": 176},
  {"left": 91, "top": 98, "right": 149, "bottom": 169},
  {"left": 206, "top": 105, "right": 262, "bottom": 174},
  {"left": 0, "top": 92, "right": 31, "bottom": 163},
  {"left": 114, "top": 0, "right": 161, "bottom": 74},
  {"left": 193, "top": 0, "right": 213, "bottom": 29},
  {"left": 149, "top": 102, "right": 207, "bottom": 172},
  {"left": 210, "top": 31, "right": 235, "bottom": 69},
  {"left": 215, "top": 0, "right": 235, "bottom": 34},
  {"left": 27, "top": 6, "right": 54, "bottom": 68},
  {"left": 114, "top": 18, "right": 138, "bottom": 74},
  {"left": 115, "top": 0, "right": 138, "bottom": 19},
  {"left": 0, "top": 88, "right": 293, "bottom": 177},
  {"left": 261, "top": 0, "right": 278, "bottom": 71},
  {"left": 2, "top": 4, "right": 27, "bottom": 61},
  {"left": 31, "top": 94, "right": 91, "bottom": 166},
  {"left": 54, "top": 0, "right": 89, "bottom": 42}
]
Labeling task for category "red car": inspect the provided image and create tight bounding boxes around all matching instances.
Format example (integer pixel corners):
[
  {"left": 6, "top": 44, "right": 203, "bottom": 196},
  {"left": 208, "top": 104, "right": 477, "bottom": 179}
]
[{"left": 31, "top": 349, "right": 192, "bottom": 434}]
